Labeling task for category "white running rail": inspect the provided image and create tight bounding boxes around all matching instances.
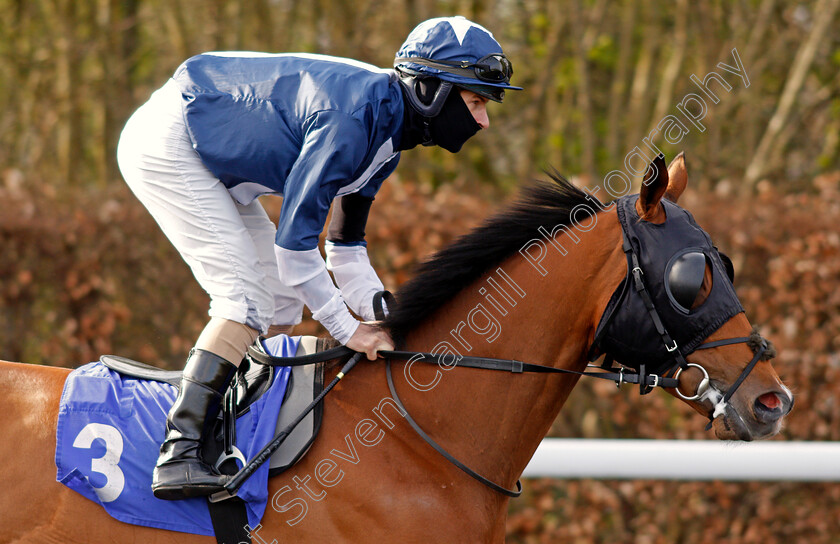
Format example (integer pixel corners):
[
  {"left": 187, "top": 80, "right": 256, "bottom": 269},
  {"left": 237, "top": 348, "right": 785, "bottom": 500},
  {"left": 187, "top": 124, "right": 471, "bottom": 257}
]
[{"left": 523, "top": 439, "right": 840, "bottom": 481}]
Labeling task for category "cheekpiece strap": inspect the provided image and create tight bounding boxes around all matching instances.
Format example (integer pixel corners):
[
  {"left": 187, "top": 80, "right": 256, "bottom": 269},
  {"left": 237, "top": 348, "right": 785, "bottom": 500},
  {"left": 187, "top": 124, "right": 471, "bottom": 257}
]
[{"left": 622, "top": 233, "right": 685, "bottom": 370}]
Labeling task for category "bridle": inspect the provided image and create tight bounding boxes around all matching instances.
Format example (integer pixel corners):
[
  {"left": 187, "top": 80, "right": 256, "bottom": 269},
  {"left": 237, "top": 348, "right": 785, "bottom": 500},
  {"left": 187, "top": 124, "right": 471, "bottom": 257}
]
[
  {"left": 611, "top": 233, "right": 771, "bottom": 428},
  {"left": 216, "top": 214, "right": 774, "bottom": 504},
  {"left": 231, "top": 227, "right": 772, "bottom": 502},
  {"left": 375, "top": 279, "right": 769, "bottom": 497},
  {"left": 228, "top": 281, "right": 770, "bottom": 502},
  {"left": 367, "top": 212, "right": 774, "bottom": 497}
]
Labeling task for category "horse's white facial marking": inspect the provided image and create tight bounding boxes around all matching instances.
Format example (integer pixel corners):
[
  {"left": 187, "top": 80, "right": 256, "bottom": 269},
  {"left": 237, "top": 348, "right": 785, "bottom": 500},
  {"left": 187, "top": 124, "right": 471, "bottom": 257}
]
[{"left": 780, "top": 384, "right": 794, "bottom": 405}]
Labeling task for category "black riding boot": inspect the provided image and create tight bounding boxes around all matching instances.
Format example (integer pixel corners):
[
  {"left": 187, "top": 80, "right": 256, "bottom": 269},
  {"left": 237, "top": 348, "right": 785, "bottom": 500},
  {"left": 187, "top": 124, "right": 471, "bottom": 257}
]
[{"left": 152, "top": 349, "right": 237, "bottom": 500}]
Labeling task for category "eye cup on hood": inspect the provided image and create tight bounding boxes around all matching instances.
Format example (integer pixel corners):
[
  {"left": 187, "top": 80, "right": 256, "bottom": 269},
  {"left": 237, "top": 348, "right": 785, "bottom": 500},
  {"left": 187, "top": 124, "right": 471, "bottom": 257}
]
[{"left": 665, "top": 250, "right": 709, "bottom": 313}]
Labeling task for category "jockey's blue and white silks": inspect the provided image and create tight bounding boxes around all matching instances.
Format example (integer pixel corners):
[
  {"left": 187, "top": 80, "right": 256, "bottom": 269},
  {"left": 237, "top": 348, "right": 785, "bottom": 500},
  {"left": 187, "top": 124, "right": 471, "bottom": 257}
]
[
  {"left": 119, "top": 53, "right": 404, "bottom": 338},
  {"left": 173, "top": 52, "right": 404, "bottom": 252},
  {"left": 55, "top": 335, "right": 299, "bottom": 536}
]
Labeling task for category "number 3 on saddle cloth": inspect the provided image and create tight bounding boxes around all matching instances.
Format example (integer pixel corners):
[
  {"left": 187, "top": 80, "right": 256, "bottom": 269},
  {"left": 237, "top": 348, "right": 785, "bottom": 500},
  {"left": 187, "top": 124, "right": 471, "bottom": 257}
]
[{"left": 55, "top": 335, "right": 300, "bottom": 536}]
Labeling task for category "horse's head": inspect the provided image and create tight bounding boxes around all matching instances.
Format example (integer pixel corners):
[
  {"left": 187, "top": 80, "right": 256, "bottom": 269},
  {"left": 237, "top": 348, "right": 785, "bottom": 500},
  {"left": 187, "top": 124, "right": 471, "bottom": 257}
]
[{"left": 591, "top": 152, "right": 792, "bottom": 441}]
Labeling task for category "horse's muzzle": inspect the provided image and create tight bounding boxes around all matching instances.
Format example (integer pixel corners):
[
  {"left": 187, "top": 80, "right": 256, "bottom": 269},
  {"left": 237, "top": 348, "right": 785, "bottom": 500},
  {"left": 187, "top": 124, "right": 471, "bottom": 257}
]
[{"left": 715, "top": 387, "right": 793, "bottom": 441}]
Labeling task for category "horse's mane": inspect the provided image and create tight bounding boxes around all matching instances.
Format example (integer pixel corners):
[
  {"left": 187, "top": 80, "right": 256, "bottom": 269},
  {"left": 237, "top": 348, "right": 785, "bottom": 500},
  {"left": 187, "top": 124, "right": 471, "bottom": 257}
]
[{"left": 383, "top": 173, "right": 601, "bottom": 339}]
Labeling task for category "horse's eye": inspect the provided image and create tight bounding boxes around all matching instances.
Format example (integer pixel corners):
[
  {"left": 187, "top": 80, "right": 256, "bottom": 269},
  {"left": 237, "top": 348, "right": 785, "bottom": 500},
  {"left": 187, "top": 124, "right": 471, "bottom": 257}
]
[{"left": 665, "top": 251, "right": 708, "bottom": 313}]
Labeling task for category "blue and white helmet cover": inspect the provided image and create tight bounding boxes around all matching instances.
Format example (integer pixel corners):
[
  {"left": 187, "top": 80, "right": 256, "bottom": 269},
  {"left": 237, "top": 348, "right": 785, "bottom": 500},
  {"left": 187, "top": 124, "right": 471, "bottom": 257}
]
[{"left": 395, "top": 16, "right": 521, "bottom": 92}]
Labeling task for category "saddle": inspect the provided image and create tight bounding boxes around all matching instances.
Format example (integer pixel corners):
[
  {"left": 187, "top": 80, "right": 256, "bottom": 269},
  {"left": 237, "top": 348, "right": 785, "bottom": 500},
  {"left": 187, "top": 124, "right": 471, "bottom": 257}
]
[{"left": 100, "top": 335, "right": 337, "bottom": 475}]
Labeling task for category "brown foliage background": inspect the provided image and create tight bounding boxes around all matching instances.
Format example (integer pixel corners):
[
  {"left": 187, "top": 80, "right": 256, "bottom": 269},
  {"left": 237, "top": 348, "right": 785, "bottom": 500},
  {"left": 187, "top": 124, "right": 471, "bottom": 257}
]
[
  {"left": 2, "top": 0, "right": 840, "bottom": 541},
  {"left": 3, "top": 167, "right": 840, "bottom": 543}
]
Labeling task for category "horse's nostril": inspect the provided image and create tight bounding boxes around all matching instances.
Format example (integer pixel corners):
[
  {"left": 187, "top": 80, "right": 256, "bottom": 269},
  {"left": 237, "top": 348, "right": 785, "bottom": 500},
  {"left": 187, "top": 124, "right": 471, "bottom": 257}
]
[
  {"left": 757, "top": 392, "right": 782, "bottom": 411},
  {"left": 753, "top": 392, "right": 786, "bottom": 424}
]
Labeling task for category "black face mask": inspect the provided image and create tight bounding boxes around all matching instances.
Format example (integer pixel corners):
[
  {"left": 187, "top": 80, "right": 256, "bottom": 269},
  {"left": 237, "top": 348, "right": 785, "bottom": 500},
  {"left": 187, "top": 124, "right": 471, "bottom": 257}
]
[
  {"left": 429, "top": 89, "right": 481, "bottom": 153},
  {"left": 591, "top": 195, "right": 744, "bottom": 374}
]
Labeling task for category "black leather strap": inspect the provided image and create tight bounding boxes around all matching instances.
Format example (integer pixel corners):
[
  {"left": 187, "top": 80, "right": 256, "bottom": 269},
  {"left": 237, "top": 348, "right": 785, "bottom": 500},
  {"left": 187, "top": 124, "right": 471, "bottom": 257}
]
[
  {"left": 703, "top": 340, "right": 767, "bottom": 431},
  {"left": 385, "top": 359, "right": 523, "bottom": 498},
  {"left": 694, "top": 337, "right": 751, "bottom": 350},
  {"left": 372, "top": 290, "right": 396, "bottom": 321},
  {"left": 382, "top": 350, "right": 680, "bottom": 388},
  {"left": 624, "top": 237, "right": 688, "bottom": 371},
  {"left": 246, "top": 343, "right": 679, "bottom": 389},
  {"left": 248, "top": 344, "right": 353, "bottom": 366},
  {"left": 207, "top": 497, "right": 251, "bottom": 544},
  {"left": 720, "top": 342, "right": 766, "bottom": 406}
]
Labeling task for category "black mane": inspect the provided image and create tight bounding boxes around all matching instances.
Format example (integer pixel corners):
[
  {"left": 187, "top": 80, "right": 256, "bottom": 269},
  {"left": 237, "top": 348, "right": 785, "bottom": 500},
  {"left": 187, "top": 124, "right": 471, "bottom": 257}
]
[{"left": 383, "top": 173, "right": 601, "bottom": 339}]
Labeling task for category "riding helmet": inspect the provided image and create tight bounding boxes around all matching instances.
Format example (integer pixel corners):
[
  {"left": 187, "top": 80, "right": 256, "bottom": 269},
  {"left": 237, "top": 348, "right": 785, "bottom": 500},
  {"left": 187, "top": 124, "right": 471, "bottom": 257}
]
[{"left": 394, "top": 16, "right": 522, "bottom": 117}]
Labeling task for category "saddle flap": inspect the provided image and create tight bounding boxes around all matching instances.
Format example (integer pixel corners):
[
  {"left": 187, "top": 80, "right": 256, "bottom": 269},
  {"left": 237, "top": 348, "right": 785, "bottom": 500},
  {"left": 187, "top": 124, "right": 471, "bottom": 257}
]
[
  {"left": 266, "top": 336, "right": 329, "bottom": 475},
  {"left": 268, "top": 361, "right": 324, "bottom": 474},
  {"left": 101, "top": 352, "right": 281, "bottom": 418},
  {"left": 99, "top": 354, "right": 182, "bottom": 388}
]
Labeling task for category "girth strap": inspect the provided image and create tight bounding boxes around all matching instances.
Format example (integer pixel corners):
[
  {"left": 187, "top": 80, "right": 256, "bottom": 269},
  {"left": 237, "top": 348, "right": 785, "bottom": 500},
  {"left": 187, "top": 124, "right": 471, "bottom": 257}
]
[{"left": 207, "top": 497, "right": 251, "bottom": 544}]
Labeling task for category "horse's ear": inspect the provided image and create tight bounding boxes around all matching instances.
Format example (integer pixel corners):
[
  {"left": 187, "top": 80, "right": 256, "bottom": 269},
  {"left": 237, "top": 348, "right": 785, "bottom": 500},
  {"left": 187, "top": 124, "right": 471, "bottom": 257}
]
[
  {"left": 665, "top": 151, "right": 689, "bottom": 203},
  {"left": 638, "top": 153, "right": 668, "bottom": 222}
]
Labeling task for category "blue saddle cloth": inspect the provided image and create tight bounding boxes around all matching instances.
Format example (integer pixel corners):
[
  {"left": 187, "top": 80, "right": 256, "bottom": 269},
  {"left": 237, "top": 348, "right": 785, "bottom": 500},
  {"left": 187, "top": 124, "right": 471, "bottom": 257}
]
[{"left": 55, "top": 335, "right": 299, "bottom": 536}]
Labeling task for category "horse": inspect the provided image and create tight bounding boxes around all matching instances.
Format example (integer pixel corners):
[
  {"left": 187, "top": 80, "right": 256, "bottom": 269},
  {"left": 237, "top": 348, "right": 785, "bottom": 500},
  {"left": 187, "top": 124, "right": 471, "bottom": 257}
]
[{"left": 0, "top": 154, "right": 792, "bottom": 543}]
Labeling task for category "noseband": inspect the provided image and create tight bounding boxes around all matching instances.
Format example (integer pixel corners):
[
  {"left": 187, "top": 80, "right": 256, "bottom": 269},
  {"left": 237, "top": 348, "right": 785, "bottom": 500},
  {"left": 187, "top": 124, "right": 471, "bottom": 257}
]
[{"left": 664, "top": 335, "right": 769, "bottom": 430}]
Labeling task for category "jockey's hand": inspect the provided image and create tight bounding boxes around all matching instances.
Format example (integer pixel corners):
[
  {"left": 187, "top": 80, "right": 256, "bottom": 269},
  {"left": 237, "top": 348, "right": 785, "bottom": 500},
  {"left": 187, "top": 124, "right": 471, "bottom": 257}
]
[{"left": 346, "top": 322, "right": 394, "bottom": 360}]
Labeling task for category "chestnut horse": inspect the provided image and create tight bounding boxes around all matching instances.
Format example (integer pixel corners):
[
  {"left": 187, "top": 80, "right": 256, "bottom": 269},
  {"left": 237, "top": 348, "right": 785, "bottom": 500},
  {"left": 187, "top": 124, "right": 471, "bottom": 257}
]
[{"left": 0, "top": 155, "right": 792, "bottom": 543}]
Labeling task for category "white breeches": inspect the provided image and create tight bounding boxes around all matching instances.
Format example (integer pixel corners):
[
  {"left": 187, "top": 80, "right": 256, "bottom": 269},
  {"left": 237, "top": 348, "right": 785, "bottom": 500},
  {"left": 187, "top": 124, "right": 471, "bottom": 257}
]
[{"left": 116, "top": 79, "right": 304, "bottom": 332}]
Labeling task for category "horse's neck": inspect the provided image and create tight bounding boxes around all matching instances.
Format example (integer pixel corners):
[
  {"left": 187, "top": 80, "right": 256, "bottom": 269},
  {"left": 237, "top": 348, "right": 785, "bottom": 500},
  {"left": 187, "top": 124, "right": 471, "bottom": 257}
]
[{"left": 397, "top": 210, "right": 624, "bottom": 487}]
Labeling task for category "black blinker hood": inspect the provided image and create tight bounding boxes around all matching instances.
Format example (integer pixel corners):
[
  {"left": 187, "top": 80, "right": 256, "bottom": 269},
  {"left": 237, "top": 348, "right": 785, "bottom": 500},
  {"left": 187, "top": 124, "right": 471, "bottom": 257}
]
[{"left": 590, "top": 195, "right": 744, "bottom": 374}]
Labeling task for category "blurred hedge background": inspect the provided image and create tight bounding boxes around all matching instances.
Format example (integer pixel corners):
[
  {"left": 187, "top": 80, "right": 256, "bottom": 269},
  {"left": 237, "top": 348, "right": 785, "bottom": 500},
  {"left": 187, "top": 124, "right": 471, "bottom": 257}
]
[{"left": 2, "top": 1, "right": 839, "bottom": 542}]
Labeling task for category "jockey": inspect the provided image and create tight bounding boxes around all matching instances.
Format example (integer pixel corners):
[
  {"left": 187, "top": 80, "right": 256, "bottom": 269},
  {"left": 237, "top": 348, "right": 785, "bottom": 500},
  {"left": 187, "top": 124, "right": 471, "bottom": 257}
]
[{"left": 116, "top": 16, "right": 520, "bottom": 500}]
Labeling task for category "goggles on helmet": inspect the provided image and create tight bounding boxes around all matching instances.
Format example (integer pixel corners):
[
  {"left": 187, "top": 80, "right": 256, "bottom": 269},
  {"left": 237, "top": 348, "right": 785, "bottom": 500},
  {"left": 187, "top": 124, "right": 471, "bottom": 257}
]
[{"left": 394, "top": 53, "right": 514, "bottom": 84}]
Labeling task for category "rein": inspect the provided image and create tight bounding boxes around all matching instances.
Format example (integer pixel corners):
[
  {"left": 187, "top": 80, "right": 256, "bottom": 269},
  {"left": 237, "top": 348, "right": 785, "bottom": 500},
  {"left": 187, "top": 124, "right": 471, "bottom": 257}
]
[
  {"left": 369, "top": 220, "right": 773, "bottom": 495},
  {"left": 380, "top": 348, "right": 680, "bottom": 498},
  {"left": 247, "top": 343, "right": 679, "bottom": 499},
  {"left": 231, "top": 274, "right": 770, "bottom": 501}
]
